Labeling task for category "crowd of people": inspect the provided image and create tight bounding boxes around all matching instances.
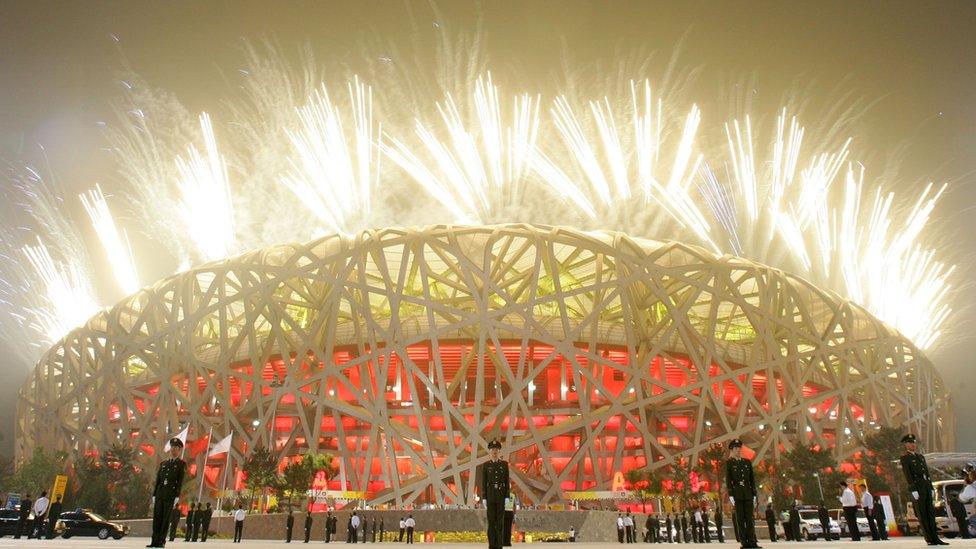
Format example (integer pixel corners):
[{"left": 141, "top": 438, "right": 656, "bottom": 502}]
[{"left": 10, "top": 490, "right": 63, "bottom": 540}]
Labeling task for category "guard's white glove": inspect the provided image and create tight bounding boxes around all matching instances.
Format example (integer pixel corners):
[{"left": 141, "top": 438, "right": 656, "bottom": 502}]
[
  {"left": 151, "top": 497, "right": 156, "bottom": 506},
  {"left": 911, "top": 491, "right": 919, "bottom": 500},
  {"left": 174, "top": 497, "right": 179, "bottom": 507},
  {"left": 729, "top": 496, "right": 735, "bottom": 505}
]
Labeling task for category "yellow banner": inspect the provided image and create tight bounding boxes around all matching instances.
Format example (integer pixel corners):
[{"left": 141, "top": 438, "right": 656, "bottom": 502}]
[{"left": 51, "top": 475, "right": 68, "bottom": 502}]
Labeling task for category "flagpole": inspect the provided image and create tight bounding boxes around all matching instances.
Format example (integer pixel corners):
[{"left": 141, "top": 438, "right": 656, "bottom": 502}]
[
  {"left": 217, "top": 452, "right": 232, "bottom": 520},
  {"left": 197, "top": 425, "right": 214, "bottom": 503}
]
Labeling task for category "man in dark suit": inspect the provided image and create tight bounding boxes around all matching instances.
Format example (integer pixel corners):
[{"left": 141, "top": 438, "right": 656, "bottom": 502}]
[
  {"left": 201, "top": 503, "right": 213, "bottom": 542},
  {"left": 47, "top": 495, "right": 63, "bottom": 540},
  {"left": 726, "top": 439, "right": 761, "bottom": 549},
  {"left": 286, "top": 510, "right": 295, "bottom": 542},
  {"left": 14, "top": 494, "right": 32, "bottom": 539},
  {"left": 900, "top": 434, "right": 947, "bottom": 546},
  {"left": 765, "top": 504, "right": 777, "bottom": 542},
  {"left": 184, "top": 503, "right": 196, "bottom": 542}
]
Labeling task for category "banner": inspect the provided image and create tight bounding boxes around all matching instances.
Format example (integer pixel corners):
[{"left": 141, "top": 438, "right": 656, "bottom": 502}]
[
  {"left": 208, "top": 433, "right": 233, "bottom": 457},
  {"left": 51, "top": 475, "right": 68, "bottom": 502}
]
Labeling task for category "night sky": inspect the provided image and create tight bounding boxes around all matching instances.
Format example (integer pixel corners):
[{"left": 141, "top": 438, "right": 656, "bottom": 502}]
[{"left": 0, "top": 1, "right": 974, "bottom": 456}]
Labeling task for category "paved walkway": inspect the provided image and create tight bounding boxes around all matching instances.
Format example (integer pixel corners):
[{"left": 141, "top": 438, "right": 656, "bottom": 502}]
[{"left": 0, "top": 537, "right": 971, "bottom": 548}]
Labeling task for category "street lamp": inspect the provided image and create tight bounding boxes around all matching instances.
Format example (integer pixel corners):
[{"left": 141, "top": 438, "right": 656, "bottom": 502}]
[
  {"left": 269, "top": 375, "right": 286, "bottom": 453},
  {"left": 813, "top": 472, "right": 825, "bottom": 501}
]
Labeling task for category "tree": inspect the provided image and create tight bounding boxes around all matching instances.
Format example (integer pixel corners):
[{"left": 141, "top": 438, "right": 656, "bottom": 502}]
[
  {"left": 8, "top": 447, "right": 66, "bottom": 496},
  {"left": 697, "top": 443, "right": 727, "bottom": 499},
  {"left": 665, "top": 458, "right": 693, "bottom": 509},
  {"left": 68, "top": 443, "right": 151, "bottom": 518},
  {"left": 242, "top": 447, "right": 280, "bottom": 512},
  {"left": 280, "top": 453, "right": 335, "bottom": 511},
  {"left": 781, "top": 444, "right": 845, "bottom": 505},
  {"left": 860, "top": 425, "right": 908, "bottom": 517},
  {"left": 626, "top": 468, "right": 662, "bottom": 512}
]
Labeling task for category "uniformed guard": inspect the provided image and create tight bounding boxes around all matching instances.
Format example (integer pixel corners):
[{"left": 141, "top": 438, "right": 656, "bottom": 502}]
[
  {"left": 287, "top": 510, "right": 295, "bottom": 542},
  {"left": 900, "top": 433, "right": 947, "bottom": 545},
  {"left": 201, "top": 503, "right": 213, "bottom": 542},
  {"left": 726, "top": 439, "right": 761, "bottom": 549},
  {"left": 480, "top": 439, "right": 510, "bottom": 549},
  {"left": 305, "top": 511, "right": 314, "bottom": 543},
  {"left": 764, "top": 504, "right": 777, "bottom": 542},
  {"left": 184, "top": 503, "right": 196, "bottom": 542},
  {"left": 150, "top": 437, "right": 187, "bottom": 548},
  {"left": 192, "top": 501, "right": 204, "bottom": 541}
]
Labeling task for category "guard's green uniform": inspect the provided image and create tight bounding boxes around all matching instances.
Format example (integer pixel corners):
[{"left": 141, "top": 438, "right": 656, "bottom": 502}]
[
  {"left": 726, "top": 457, "right": 759, "bottom": 549},
  {"left": 151, "top": 457, "right": 186, "bottom": 547},
  {"left": 901, "top": 451, "right": 939, "bottom": 544},
  {"left": 480, "top": 458, "right": 510, "bottom": 549}
]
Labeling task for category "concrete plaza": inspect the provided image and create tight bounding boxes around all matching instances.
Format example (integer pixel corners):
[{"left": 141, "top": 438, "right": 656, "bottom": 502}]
[{"left": 0, "top": 537, "right": 972, "bottom": 549}]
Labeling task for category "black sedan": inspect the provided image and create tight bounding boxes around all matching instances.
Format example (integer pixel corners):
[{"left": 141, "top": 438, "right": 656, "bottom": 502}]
[{"left": 59, "top": 510, "right": 129, "bottom": 540}]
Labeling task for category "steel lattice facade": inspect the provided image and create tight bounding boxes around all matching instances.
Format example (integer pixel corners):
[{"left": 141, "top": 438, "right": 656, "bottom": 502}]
[{"left": 16, "top": 224, "right": 953, "bottom": 506}]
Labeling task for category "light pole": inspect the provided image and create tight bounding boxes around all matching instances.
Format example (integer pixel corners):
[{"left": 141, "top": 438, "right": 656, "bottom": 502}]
[
  {"left": 813, "top": 472, "right": 825, "bottom": 502},
  {"left": 269, "top": 375, "right": 286, "bottom": 453}
]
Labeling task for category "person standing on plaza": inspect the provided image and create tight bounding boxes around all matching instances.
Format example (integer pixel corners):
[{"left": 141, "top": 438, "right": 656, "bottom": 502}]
[
  {"left": 233, "top": 505, "right": 246, "bottom": 543},
  {"left": 31, "top": 490, "right": 49, "bottom": 539},
  {"left": 405, "top": 515, "right": 415, "bottom": 544},
  {"left": 480, "top": 439, "right": 509, "bottom": 549},
  {"left": 860, "top": 484, "right": 880, "bottom": 541},
  {"left": 839, "top": 482, "right": 859, "bottom": 541},
  {"left": 47, "top": 494, "right": 63, "bottom": 540},
  {"left": 715, "top": 504, "right": 725, "bottom": 543},
  {"left": 666, "top": 514, "right": 674, "bottom": 543},
  {"left": 348, "top": 512, "right": 360, "bottom": 543},
  {"left": 192, "top": 501, "right": 204, "bottom": 542},
  {"left": 625, "top": 510, "right": 635, "bottom": 543},
  {"left": 286, "top": 510, "right": 295, "bottom": 542},
  {"left": 185, "top": 503, "right": 196, "bottom": 542},
  {"left": 702, "top": 504, "right": 712, "bottom": 543},
  {"left": 900, "top": 433, "right": 946, "bottom": 545},
  {"left": 872, "top": 499, "right": 888, "bottom": 541},
  {"left": 305, "top": 510, "right": 314, "bottom": 543},
  {"left": 817, "top": 502, "right": 831, "bottom": 541},
  {"left": 648, "top": 514, "right": 659, "bottom": 543},
  {"left": 764, "top": 504, "right": 777, "bottom": 542},
  {"left": 379, "top": 518, "right": 385, "bottom": 542},
  {"left": 151, "top": 438, "right": 187, "bottom": 548},
  {"left": 407, "top": 515, "right": 417, "bottom": 544},
  {"left": 788, "top": 502, "right": 801, "bottom": 542},
  {"left": 15, "top": 493, "right": 32, "bottom": 539},
  {"left": 680, "top": 510, "right": 689, "bottom": 543},
  {"left": 726, "top": 439, "right": 760, "bottom": 549},
  {"left": 692, "top": 507, "right": 702, "bottom": 543},
  {"left": 324, "top": 512, "right": 334, "bottom": 543},
  {"left": 201, "top": 503, "right": 212, "bottom": 542},
  {"left": 398, "top": 516, "right": 405, "bottom": 542},
  {"left": 617, "top": 513, "right": 625, "bottom": 543},
  {"left": 569, "top": 525, "right": 576, "bottom": 542}
]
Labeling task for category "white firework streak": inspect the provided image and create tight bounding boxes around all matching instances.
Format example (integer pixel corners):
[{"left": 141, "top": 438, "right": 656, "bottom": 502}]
[
  {"left": 21, "top": 238, "right": 99, "bottom": 343},
  {"left": 176, "top": 113, "right": 236, "bottom": 261},
  {"left": 536, "top": 82, "right": 719, "bottom": 254},
  {"left": 80, "top": 184, "right": 139, "bottom": 295},
  {"left": 382, "top": 73, "right": 540, "bottom": 223},
  {"left": 282, "top": 77, "right": 379, "bottom": 235}
]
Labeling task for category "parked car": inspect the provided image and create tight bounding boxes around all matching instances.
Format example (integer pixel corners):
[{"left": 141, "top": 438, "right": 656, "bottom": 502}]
[
  {"left": 933, "top": 479, "right": 976, "bottom": 538},
  {"left": 58, "top": 510, "right": 128, "bottom": 540},
  {"left": 656, "top": 519, "right": 719, "bottom": 540},
  {"left": 776, "top": 508, "right": 841, "bottom": 540},
  {"left": 0, "top": 509, "right": 24, "bottom": 537},
  {"left": 829, "top": 508, "right": 872, "bottom": 536}
]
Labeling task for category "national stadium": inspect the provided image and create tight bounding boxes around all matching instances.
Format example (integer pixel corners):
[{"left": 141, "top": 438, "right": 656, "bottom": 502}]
[{"left": 15, "top": 224, "right": 954, "bottom": 507}]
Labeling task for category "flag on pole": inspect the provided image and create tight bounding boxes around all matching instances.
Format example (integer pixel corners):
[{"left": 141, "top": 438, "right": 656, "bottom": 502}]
[
  {"left": 164, "top": 425, "right": 189, "bottom": 451},
  {"left": 208, "top": 433, "right": 233, "bottom": 457}
]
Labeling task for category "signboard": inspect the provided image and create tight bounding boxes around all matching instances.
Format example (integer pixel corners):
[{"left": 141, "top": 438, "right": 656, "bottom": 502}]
[
  {"left": 563, "top": 490, "right": 629, "bottom": 501},
  {"left": 6, "top": 493, "right": 20, "bottom": 510},
  {"left": 51, "top": 475, "right": 68, "bottom": 502},
  {"left": 878, "top": 494, "right": 897, "bottom": 533}
]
